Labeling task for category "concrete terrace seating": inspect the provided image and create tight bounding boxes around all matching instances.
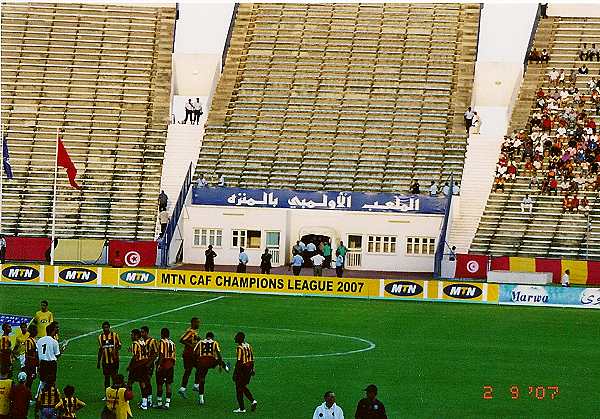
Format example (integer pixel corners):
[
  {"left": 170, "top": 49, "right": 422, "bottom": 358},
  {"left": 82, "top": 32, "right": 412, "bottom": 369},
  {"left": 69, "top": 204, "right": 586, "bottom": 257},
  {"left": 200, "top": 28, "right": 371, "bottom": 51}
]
[
  {"left": 1, "top": 3, "right": 175, "bottom": 239},
  {"left": 196, "top": 3, "right": 479, "bottom": 192},
  {"left": 471, "top": 17, "right": 600, "bottom": 260}
]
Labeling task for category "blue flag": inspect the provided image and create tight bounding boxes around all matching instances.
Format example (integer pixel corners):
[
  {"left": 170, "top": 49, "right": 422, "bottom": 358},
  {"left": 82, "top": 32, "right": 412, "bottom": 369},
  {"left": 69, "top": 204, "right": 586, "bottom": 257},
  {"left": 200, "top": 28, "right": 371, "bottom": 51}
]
[{"left": 2, "top": 134, "right": 13, "bottom": 179}]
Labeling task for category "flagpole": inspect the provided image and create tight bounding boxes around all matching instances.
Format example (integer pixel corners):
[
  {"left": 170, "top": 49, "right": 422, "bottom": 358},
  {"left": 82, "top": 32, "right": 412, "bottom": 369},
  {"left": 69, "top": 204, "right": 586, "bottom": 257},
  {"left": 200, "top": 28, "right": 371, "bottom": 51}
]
[{"left": 51, "top": 128, "right": 59, "bottom": 266}]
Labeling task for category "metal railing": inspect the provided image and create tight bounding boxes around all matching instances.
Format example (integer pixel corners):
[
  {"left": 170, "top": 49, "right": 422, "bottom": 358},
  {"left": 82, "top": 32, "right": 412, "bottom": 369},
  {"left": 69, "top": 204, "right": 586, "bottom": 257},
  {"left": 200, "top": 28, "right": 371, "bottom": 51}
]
[
  {"left": 267, "top": 248, "right": 280, "bottom": 265},
  {"left": 434, "top": 175, "right": 455, "bottom": 278},
  {"left": 345, "top": 251, "right": 362, "bottom": 268},
  {"left": 159, "top": 162, "right": 193, "bottom": 267}
]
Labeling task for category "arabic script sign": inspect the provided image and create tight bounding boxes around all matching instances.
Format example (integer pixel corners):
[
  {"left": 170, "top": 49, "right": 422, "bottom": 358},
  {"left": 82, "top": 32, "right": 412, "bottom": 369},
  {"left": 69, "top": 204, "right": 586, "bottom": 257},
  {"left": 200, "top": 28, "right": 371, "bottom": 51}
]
[{"left": 192, "top": 187, "right": 446, "bottom": 214}]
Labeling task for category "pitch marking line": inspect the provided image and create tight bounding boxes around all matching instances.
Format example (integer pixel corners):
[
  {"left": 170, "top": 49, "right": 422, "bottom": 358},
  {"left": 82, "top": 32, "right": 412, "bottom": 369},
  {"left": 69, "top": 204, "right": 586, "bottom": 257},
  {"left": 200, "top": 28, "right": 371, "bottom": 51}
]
[
  {"left": 61, "top": 317, "right": 375, "bottom": 360},
  {"left": 64, "top": 295, "right": 226, "bottom": 345}
]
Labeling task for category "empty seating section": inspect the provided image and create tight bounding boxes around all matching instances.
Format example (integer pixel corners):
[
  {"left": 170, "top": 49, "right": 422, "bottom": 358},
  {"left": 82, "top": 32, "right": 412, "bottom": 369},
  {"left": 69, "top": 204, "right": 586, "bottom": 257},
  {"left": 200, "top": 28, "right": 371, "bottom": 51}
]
[
  {"left": 197, "top": 3, "right": 479, "bottom": 192},
  {"left": 471, "top": 17, "right": 600, "bottom": 260},
  {"left": 1, "top": 3, "right": 175, "bottom": 239}
]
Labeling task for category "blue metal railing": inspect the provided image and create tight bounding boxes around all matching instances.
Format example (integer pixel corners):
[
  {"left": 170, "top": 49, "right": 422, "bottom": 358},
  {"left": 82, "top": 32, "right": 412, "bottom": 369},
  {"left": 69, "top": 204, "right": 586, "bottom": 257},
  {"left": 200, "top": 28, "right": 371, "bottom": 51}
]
[
  {"left": 433, "top": 175, "right": 455, "bottom": 278},
  {"left": 159, "top": 162, "right": 193, "bottom": 266},
  {"left": 523, "top": 4, "right": 543, "bottom": 72}
]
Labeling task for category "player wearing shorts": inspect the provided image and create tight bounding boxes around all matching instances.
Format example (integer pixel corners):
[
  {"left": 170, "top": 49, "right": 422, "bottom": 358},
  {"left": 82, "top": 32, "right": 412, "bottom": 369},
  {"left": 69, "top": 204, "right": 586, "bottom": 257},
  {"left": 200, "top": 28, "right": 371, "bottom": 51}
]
[
  {"left": 36, "top": 322, "right": 61, "bottom": 396},
  {"left": 13, "top": 323, "right": 29, "bottom": 370},
  {"left": 97, "top": 322, "right": 121, "bottom": 392},
  {"left": 155, "top": 328, "right": 176, "bottom": 410},
  {"left": 23, "top": 326, "right": 38, "bottom": 389},
  {"left": 194, "top": 331, "right": 228, "bottom": 405},
  {"left": 0, "top": 324, "right": 12, "bottom": 378},
  {"left": 140, "top": 326, "right": 158, "bottom": 407},
  {"left": 232, "top": 332, "right": 257, "bottom": 413},
  {"left": 127, "top": 329, "right": 149, "bottom": 410},
  {"left": 178, "top": 317, "right": 200, "bottom": 398}
]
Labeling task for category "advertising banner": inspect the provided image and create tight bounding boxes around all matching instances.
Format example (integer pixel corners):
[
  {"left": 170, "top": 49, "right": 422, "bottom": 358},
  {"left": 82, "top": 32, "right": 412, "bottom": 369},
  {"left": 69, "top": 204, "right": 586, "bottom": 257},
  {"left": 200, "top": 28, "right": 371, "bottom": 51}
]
[
  {"left": 192, "top": 187, "right": 446, "bottom": 215},
  {"left": 499, "top": 284, "right": 600, "bottom": 309},
  {"left": 108, "top": 240, "right": 157, "bottom": 267},
  {"left": 4, "top": 237, "right": 51, "bottom": 261},
  {"left": 382, "top": 280, "right": 433, "bottom": 299},
  {"left": 54, "top": 266, "right": 101, "bottom": 286},
  {"left": 439, "top": 281, "right": 499, "bottom": 303},
  {"left": 0, "top": 264, "right": 44, "bottom": 283},
  {"left": 153, "top": 270, "right": 380, "bottom": 298},
  {"left": 454, "top": 254, "right": 488, "bottom": 279}
]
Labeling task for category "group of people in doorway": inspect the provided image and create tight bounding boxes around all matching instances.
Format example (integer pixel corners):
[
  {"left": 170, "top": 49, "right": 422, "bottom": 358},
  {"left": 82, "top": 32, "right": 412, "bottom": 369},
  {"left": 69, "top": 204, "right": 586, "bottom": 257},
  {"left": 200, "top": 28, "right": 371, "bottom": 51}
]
[
  {"left": 290, "top": 239, "right": 348, "bottom": 278},
  {"left": 201, "top": 240, "right": 349, "bottom": 278}
]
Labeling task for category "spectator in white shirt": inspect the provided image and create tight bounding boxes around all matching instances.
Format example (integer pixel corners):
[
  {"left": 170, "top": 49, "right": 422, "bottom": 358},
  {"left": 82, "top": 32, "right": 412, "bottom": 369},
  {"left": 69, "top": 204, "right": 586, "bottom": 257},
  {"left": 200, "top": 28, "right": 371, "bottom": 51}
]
[
  {"left": 218, "top": 174, "right": 226, "bottom": 187},
  {"left": 429, "top": 181, "right": 438, "bottom": 197},
  {"left": 196, "top": 174, "right": 208, "bottom": 188},
  {"left": 548, "top": 68, "right": 559, "bottom": 85},
  {"left": 159, "top": 210, "right": 169, "bottom": 237},
  {"left": 193, "top": 98, "right": 203, "bottom": 124},
  {"left": 561, "top": 269, "right": 570, "bottom": 287},
  {"left": 313, "top": 391, "right": 344, "bottom": 419},
  {"left": 464, "top": 107, "right": 475, "bottom": 134},
  {"left": 521, "top": 194, "right": 534, "bottom": 213},
  {"left": 442, "top": 182, "right": 450, "bottom": 196},
  {"left": 471, "top": 112, "right": 481, "bottom": 134},
  {"left": 183, "top": 99, "right": 194, "bottom": 124},
  {"left": 452, "top": 182, "right": 460, "bottom": 195}
]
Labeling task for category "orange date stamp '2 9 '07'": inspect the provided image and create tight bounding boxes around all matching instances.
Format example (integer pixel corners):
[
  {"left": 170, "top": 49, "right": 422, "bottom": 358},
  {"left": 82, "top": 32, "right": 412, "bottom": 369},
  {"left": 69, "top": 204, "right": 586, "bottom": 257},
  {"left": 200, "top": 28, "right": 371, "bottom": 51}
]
[{"left": 482, "top": 385, "right": 560, "bottom": 400}]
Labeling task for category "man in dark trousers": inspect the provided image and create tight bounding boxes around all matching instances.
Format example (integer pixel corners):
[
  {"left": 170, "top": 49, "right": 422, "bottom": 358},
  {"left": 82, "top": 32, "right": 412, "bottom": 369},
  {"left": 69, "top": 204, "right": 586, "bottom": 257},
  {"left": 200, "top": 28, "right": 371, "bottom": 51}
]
[
  {"left": 204, "top": 245, "right": 217, "bottom": 272},
  {"left": 355, "top": 384, "right": 387, "bottom": 419},
  {"left": 158, "top": 191, "right": 168, "bottom": 211}
]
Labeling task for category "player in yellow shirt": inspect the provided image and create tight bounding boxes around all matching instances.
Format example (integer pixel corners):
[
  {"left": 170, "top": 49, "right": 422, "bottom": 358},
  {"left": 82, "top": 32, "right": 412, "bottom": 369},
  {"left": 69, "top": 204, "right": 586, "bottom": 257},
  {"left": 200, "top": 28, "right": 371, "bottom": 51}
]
[
  {"left": 13, "top": 323, "right": 29, "bottom": 370},
  {"left": 30, "top": 301, "right": 54, "bottom": 338}
]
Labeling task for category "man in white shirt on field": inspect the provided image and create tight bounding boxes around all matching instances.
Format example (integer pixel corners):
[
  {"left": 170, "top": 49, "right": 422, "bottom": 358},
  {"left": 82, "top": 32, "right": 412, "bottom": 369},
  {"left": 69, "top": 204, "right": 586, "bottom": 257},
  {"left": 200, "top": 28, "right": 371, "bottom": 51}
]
[
  {"left": 313, "top": 391, "right": 344, "bottom": 419},
  {"left": 36, "top": 322, "right": 62, "bottom": 395}
]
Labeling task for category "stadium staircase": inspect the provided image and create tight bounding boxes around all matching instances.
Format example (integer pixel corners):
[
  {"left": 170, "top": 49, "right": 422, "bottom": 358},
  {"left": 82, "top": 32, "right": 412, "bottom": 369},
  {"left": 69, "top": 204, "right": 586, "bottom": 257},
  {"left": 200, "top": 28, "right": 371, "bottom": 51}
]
[
  {"left": 470, "top": 16, "right": 600, "bottom": 260},
  {"left": 195, "top": 3, "right": 480, "bottom": 193},
  {"left": 0, "top": 3, "right": 175, "bottom": 239}
]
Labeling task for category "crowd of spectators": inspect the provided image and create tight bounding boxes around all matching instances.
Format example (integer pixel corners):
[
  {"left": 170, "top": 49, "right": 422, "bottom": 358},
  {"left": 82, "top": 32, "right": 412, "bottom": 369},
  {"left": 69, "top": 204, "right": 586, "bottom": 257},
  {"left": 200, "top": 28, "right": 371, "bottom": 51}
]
[{"left": 493, "top": 56, "right": 600, "bottom": 215}]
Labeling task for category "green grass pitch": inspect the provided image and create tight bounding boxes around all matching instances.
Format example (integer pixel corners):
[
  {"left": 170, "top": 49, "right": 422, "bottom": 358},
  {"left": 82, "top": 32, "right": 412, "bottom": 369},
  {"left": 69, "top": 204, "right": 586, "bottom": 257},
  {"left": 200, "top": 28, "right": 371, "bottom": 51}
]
[{"left": 1, "top": 284, "right": 599, "bottom": 418}]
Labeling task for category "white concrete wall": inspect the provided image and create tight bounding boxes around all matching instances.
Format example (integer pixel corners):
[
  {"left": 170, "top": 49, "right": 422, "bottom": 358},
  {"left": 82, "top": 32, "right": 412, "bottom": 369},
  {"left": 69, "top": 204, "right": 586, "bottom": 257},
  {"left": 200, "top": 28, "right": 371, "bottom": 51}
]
[
  {"left": 547, "top": 4, "right": 600, "bottom": 18},
  {"left": 183, "top": 206, "right": 444, "bottom": 272},
  {"left": 174, "top": 3, "right": 235, "bottom": 54},
  {"left": 172, "top": 54, "right": 221, "bottom": 97}
]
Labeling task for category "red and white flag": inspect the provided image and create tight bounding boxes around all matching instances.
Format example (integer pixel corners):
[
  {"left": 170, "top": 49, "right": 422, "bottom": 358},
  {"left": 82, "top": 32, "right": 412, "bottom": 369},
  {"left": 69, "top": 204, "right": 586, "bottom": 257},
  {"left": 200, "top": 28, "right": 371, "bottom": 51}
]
[
  {"left": 455, "top": 254, "right": 489, "bottom": 279},
  {"left": 57, "top": 132, "right": 81, "bottom": 189}
]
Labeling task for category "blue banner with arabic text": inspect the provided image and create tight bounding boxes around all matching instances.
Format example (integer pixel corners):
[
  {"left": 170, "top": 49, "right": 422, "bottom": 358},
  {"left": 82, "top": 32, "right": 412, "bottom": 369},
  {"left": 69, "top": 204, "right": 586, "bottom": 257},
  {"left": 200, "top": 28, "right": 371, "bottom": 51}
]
[{"left": 192, "top": 187, "right": 446, "bottom": 214}]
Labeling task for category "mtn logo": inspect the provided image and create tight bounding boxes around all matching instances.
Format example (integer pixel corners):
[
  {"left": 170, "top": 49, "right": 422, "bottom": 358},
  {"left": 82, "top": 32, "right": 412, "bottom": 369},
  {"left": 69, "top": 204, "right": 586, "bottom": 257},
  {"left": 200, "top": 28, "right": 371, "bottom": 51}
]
[{"left": 443, "top": 283, "right": 483, "bottom": 299}]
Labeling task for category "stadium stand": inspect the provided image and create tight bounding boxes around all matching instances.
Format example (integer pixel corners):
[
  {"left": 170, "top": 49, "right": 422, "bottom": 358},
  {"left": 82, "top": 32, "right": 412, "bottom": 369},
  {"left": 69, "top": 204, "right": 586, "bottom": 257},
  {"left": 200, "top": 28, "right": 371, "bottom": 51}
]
[
  {"left": 1, "top": 3, "right": 175, "bottom": 239},
  {"left": 196, "top": 3, "right": 480, "bottom": 192},
  {"left": 471, "top": 16, "right": 600, "bottom": 260}
]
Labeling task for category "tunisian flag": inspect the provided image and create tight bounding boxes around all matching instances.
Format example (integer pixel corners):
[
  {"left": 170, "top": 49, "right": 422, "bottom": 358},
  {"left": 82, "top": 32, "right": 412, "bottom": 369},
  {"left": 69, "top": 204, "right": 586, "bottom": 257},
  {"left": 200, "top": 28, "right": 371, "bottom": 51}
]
[
  {"left": 108, "top": 240, "right": 158, "bottom": 267},
  {"left": 57, "top": 135, "right": 81, "bottom": 189},
  {"left": 455, "top": 254, "right": 489, "bottom": 279}
]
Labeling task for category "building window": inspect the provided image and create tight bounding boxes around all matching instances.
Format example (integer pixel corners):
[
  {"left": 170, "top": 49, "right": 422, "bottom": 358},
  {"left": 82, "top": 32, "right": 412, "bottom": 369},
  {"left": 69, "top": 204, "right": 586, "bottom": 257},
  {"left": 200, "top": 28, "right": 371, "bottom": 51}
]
[
  {"left": 232, "top": 230, "right": 262, "bottom": 249},
  {"left": 406, "top": 237, "right": 436, "bottom": 255},
  {"left": 367, "top": 235, "right": 396, "bottom": 254},
  {"left": 193, "top": 228, "right": 222, "bottom": 247}
]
